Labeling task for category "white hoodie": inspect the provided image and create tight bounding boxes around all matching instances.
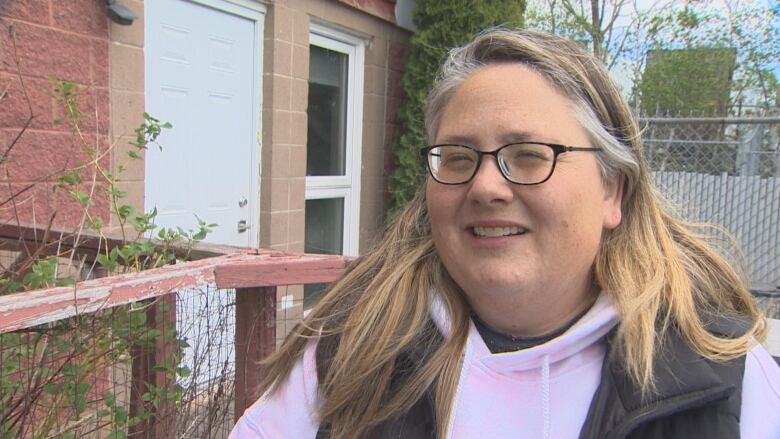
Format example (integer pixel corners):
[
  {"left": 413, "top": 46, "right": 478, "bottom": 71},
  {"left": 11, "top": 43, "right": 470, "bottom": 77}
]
[{"left": 230, "top": 294, "right": 780, "bottom": 438}]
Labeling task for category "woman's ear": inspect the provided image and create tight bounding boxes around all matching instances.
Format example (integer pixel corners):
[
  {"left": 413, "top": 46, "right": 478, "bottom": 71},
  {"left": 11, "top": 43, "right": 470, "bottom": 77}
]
[{"left": 602, "top": 175, "right": 625, "bottom": 230}]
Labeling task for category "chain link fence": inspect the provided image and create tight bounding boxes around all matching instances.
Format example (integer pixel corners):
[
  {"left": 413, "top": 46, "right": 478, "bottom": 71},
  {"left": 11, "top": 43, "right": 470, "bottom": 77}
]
[{"left": 641, "top": 115, "right": 780, "bottom": 317}]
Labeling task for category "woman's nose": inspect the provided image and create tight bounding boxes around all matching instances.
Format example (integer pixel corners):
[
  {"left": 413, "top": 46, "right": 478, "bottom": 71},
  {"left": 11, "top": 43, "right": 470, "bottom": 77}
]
[{"left": 466, "top": 156, "right": 515, "bottom": 204}]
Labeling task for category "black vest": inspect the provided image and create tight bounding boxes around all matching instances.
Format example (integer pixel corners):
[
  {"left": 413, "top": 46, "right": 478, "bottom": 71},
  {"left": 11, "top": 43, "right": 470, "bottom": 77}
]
[{"left": 317, "top": 320, "right": 749, "bottom": 439}]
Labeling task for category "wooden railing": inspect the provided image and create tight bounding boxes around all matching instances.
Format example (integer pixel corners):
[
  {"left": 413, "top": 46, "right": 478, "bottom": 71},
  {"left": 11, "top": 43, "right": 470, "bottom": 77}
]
[{"left": 0, "top": 246, "right": 348, "bottom": 437}]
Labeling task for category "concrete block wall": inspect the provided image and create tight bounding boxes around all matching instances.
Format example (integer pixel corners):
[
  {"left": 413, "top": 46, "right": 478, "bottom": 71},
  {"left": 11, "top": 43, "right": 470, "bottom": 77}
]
[
  {"left": 108, "top": 0, "right": 145, "bottom": 226},
  {"left": 263, "top": 0, "right": 410, "bottom": 339},
  {"left": 0, "top": 0, "right": 112, "bottom": 228}
]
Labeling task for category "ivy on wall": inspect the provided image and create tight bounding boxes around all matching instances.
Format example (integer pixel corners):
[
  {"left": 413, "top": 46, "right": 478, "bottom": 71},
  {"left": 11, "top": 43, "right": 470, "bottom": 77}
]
[{"left": 387, "top": 0, "right": 525, "bottom": 217}]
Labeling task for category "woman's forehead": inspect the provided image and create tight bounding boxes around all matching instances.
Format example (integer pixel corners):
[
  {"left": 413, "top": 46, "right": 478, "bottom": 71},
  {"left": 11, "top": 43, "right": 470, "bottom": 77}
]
[{"left": 435, "top": 64, "right": 587, "bottom": 147}]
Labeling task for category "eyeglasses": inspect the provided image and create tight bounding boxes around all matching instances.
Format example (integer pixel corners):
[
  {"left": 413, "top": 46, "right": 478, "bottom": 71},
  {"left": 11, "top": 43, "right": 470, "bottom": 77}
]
[{"left": 420, "top": 142, "right": 601, "bottom": 185}]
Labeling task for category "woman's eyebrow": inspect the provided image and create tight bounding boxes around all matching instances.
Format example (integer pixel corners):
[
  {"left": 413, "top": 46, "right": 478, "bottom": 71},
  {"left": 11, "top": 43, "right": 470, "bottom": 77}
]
[
  {"left": 433, "top": 133, "right": 474, "bottom": 145},
  {"left": 436, "top": 130, "right": 545, "bottom": 146},
  {"left": 499, "top": 129, "right": 550, "bottom": 144}
]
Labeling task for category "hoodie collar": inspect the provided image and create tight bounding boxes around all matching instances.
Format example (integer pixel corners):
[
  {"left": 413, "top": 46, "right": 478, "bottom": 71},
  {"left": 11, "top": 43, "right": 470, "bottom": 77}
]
[{"left": 430, "top": 290, "right": 619, "bottom": 373}]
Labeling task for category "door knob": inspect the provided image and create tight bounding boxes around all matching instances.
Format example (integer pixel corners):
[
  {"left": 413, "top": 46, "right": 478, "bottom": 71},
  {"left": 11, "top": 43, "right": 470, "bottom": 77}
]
[{"left": 237, "top": 220, "right": 250, "bottom": 232}]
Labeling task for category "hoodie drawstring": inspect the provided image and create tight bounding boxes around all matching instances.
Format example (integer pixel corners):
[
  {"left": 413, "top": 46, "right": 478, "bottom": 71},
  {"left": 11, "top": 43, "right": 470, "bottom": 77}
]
[{"left": 542, "top": 354, "right": 551, "bottom": 439}]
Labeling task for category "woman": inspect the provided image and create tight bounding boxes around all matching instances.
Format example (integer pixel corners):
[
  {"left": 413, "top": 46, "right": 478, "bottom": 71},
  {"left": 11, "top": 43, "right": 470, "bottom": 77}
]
[{"left": 231, "top": 29, "right": 780, "bottom": 438}]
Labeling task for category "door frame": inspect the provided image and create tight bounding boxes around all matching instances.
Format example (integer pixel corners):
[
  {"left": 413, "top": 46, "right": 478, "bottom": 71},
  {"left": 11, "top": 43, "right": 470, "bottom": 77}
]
[{"left": 144, "top": 0, "right": 265, "bottom": 247}]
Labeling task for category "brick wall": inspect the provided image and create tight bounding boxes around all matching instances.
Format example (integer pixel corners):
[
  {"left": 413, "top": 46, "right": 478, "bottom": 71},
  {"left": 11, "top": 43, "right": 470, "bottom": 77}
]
[
  {"left": 0, "top": 0, "right": 111, "bottom": 228},
  {"left": 381, "top": 40, "right": 407, "bottom": 211}
]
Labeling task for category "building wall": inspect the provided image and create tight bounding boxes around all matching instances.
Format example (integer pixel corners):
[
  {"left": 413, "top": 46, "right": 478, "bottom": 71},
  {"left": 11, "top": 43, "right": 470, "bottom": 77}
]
[
  {"left": 108, "top": 0, "right": 146, "bottom": 225},
  {"left": 259, "top": 0, "right": 408, "bottom": 255},
  {"left": 0, "top": 0, "right": 112, "bottom": 228},
  {"left": 260, "top": 0, "right": 409, "bottom": 336},
  {"left": 1, "top": 0, "right": 409, "bottom": 333}
]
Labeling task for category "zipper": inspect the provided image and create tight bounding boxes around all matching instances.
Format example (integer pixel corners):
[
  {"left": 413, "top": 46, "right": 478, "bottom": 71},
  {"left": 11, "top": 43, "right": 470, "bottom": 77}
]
[{"left": 606, "top": 385, "right": 735, "bottom": 438}]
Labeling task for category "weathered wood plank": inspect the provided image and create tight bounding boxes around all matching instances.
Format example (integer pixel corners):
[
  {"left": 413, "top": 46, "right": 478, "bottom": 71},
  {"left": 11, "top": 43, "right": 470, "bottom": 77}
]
[
  {"left": 0, "top": 221, "right": 247, "bottom": 264},
  {"left": 129, "top": 295, "right": 178, "bottom": 439},
  {"left": 0, "top": 251, "right": 346, "bottom": 334},
  {"left": 234, "top": 287, "right": 277, "bottom": 422},
  {"left": 214, "top": 253, "right": 349, "bottom": 288}
]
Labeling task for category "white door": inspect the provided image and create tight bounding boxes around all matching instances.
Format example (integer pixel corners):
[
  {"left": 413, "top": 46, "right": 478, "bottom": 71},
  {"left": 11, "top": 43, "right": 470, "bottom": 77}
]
[{"left": 145, "top": 0, "right": 263, "bottom": 246}]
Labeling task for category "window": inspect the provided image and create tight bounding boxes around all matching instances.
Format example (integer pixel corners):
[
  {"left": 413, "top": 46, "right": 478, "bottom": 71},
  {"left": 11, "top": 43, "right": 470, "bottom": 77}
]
[{"left": 304, "top": 25, "right": 364, "bottom": 307}]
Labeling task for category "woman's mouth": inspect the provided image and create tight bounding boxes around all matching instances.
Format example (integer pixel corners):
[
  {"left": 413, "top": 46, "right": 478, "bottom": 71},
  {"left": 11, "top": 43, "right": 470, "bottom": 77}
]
[{"left": 471, "top": 226, "right": 526, "bottom": 237}]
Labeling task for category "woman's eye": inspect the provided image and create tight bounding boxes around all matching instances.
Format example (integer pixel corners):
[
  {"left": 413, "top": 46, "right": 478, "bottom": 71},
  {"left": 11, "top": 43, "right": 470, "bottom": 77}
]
[
  {"left": 513, "top": 151, "right": 548, "bottom": 161},
  {"left": 442, "top": 154, "right": 475, "bottom": 166}
]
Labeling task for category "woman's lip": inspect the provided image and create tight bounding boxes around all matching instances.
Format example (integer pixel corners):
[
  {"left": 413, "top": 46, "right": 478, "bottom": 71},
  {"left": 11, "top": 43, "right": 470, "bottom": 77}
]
[
  {"left": 469, "top": 225, "right": 528, "bottom": 238},
  {"left": 466, "top": 221, "right": 526, "bottom": 228},
  {"left": 466, "top": 223, "right": 528, "bottom": 232}
]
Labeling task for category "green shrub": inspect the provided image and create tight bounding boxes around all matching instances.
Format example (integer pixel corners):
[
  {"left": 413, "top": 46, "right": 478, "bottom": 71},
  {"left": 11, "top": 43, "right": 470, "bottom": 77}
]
[{"left": 387, "top": 0, "right": 525, "bottom": 217}]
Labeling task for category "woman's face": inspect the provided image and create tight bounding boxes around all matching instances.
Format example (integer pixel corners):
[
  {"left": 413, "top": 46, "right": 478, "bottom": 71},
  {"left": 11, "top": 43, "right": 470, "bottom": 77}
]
[{"left": 426, "top": 64, "right": 623, "bottom": 336}]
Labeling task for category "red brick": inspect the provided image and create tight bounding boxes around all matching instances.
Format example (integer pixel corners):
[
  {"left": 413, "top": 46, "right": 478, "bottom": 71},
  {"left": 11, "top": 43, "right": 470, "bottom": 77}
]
[
  {"left": 52, "top": 85, "right": 110, "bottom": 134},
  {"left": 0, "top": 19, "right": 93, "bottom": 84},
  {"left": 0, "top": 0, "right": 51, "bottom": 26},
  {"left": 52, "top": 0, "right": 108, "bottom": 38},
  {"left": 387, "top": 67, "right": 404, "bottom": 97},
  {"left": 0, "top": 129, "right": 87, "bottom": 181},
  {"left": 91, "top": 39, "right": 108, "bottom": 87},
  {"left": 0, "top": 180, "right": 110, "bottom": 229},
  {"left": 0, "top": 72, "right": 55, "bottom": 130},
  {"left": 388, "top": 42, "right": 408, "bottom": 66},
  {"left": 386, "top": 96, "right": 401, "bottom": 124}
]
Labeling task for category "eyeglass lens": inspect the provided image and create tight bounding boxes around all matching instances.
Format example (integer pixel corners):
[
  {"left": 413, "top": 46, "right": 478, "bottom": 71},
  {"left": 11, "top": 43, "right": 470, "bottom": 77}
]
[{"left": 428, "top": 144, "right": 554, "bottom": 184}]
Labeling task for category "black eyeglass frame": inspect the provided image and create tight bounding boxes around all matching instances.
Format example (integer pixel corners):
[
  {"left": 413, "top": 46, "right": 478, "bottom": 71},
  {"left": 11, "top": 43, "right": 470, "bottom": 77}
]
[{"left": 420, "top": 142, "right": 602, "bottom": 185}]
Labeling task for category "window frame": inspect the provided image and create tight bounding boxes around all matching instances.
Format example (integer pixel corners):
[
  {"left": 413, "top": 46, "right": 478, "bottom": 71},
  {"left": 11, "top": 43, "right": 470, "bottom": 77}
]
[{"left": 305, "top": 24, "right": 365, "bottom": 257}]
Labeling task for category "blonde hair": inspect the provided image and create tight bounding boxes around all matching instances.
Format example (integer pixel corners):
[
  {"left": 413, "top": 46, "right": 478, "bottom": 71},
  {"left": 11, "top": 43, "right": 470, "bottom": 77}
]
[{"left": 256, "top": 29, "right": 765, "bottom": 438}]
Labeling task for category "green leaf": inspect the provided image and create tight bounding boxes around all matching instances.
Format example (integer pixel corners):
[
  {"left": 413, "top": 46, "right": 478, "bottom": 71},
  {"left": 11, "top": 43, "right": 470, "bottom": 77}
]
[
  {"left": 96, "top": 253, "right": 118, "bottom": 272},
  {"left": 43, "top": 382, "right": 63, "bottom": 394},
  {"left": 70, "top": 190, "right": 93, "bottom": 207},
  {"left": 117, "top": 204, "right": 135, "bottom": 220},
  {"left": 103, "top": 389, "right": 116, "bottom": 407},
  {"left": 114, "top": 406, "right": 128, "bottom": 425},
  {"left": 58, "top": 170, "right": 82, "bottom": 186},
  {"left": 56, "top": 278, "right": 76, "bottom": 287},
  {"left": 109, "top": 187, "right": 127, "bottom": 198},
  {"left": 128, "top": 310, "right": 146, "bottom": 327},
  {"left": 176, "top": 366, "right": 192, "bottom": 378},
  {"left": 107, "top": 431, "right": 127, "bottom": 439},
  {"left": 75, "top": 382, "right": 91, "bottom": 394},
  {"left": 85, "top": 216, "right": 103, "bottom": 230}
]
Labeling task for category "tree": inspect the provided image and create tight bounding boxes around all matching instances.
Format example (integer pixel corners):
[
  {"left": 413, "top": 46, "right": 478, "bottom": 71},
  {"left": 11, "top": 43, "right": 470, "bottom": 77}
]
[
  {"left": 639, "top": 0, "right": 779, "bottom": 112},
  {"left": 524, "top": 0, "right": 648, "bottom": 70},
  {"left": 526, "top": 0, "right": 779, "bottom": 112},
  {"left": 387, "top": 0, "right": 525, "bottom": 216},
  {"left": 639, "top": 47, "right": 736, "bottom": 116}
]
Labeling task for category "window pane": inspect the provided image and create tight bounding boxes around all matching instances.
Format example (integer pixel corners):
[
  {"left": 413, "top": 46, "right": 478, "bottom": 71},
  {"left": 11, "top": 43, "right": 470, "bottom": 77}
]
[
  {"left": 304, "top": 197, "right": 345, "bottom": 308},
  {"left": 307, "top": 46, "right": 347, "bottom": 176},
  {"left": 305, "top": 198, "right": 344, "bottom": 255}
]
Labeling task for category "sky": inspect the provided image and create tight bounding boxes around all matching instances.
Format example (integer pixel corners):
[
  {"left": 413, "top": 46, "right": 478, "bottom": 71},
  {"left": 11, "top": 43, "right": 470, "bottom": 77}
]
[{"left": 526, "top": 0, "right": 779, "bottom": 98}]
